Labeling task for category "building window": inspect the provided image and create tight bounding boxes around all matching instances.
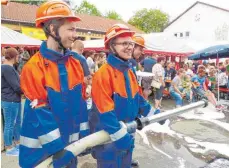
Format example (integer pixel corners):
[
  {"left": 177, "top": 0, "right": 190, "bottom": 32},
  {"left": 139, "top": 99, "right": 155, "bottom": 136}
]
[
  {"left": 180, "top": 33, "right": 183, "bottom": 37},
  {"left": 174, "top": 33, "right": 178, "bottom": 37},
  {"left": 186, "top": 31, "right": 190, "bottom": 37}
]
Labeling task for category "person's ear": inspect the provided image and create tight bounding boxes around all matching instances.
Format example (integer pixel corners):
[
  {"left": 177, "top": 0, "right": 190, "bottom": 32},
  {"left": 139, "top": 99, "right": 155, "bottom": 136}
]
[{"left": 49, "top": 24, "right": 56, "bottom": 36}]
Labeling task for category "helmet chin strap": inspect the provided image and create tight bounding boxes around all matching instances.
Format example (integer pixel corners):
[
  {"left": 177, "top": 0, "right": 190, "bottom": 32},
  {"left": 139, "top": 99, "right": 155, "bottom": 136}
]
[
  {"left": 111, "top": 46, "right": 131, "bottom": 62},
  {"left": 43, "top": 26, "right": 67, "bottom": 54},
  {"left": 132, "top": 47, "right": 136, "bottom": 59}
]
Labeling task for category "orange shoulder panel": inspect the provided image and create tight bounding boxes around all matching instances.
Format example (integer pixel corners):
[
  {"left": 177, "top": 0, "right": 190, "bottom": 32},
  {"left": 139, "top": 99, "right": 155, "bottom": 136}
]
[
  {"left": 20, "top": 52, "right": 49, "bottom": 105},
  {"left": 92, "top": 64, "right": 140, "bottom": 113},
  {"left": 66, "top": 57, "right": 84, "bottom": 90},
  {"left": 109, "top": 66, "right": 127, "bottom": 98},
  {"left": 92, "top": 64, "right": 114, "bottom": 113}
]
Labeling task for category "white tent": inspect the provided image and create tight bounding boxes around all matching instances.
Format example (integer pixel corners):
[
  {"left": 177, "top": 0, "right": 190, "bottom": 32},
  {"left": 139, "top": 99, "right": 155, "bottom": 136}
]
[
  {"left": 83, "top": 32, "right": 228, "bottom": 54},
  {"left": 83, "top": 39, "right": 104, "bottom": 50},
  {"left": 83, "top": 33, "right": 195, "bottom": 53},
  {"left": 143, "top": 33, "right": 229, "bottom": 53},
  {"left": 1, "top": 26, "right": 41, "bottom": 47},
  {"left": 143, "top": 33, "right": 196, "bottom": 53}
]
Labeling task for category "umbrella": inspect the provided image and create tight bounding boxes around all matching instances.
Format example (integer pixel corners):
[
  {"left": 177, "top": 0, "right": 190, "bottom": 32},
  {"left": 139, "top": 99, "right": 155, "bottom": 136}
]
[{"left": 188, "top": 44, "right": 229, "bottom": 60}]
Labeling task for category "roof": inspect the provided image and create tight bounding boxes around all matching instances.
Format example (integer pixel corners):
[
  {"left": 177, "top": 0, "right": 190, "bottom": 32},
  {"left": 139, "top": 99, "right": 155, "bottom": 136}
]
[
  {"left": 164, "top": 1, "right": 229, "bottom": 29},
  {"left": 1, "top": 2, "right": 143, "bottom": 33},
  {"left": 75, "top": 14, "right": 143, "bottom": 33}
]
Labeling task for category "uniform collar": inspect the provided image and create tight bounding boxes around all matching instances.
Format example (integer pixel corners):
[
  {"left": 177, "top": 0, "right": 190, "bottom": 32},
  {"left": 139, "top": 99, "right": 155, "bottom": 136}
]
[
  {"left": 107, "top": 53, "right": 131, "bottom": 72},
  {"left": 40, "top": 41, "right": 73, "bottom": 64}
]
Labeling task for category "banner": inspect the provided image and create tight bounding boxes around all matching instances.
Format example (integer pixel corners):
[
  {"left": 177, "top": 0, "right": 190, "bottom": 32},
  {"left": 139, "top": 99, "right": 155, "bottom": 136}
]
[{"left": 21, "top": 26, "right": 46, "bottom": 40}]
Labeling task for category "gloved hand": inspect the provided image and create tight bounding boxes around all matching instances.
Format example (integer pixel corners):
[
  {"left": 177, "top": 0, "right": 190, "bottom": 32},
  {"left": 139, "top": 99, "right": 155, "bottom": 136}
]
[
  {"left": 114, "top": 133, "right": 134, "bottom": 151},
  {"left": 53, "top": 149, "right": 76, "bottom": 168},
  {"left": 154, "top": 109, "right": 166, "bottom": 125}
]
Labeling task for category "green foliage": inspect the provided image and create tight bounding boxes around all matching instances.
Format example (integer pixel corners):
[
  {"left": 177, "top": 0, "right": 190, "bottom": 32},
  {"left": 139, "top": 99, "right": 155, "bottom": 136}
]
[
  {"left": 75, "top": 0, "right": 102, "bottom": 16},
  {"left": 105, "top": 10, "right": 123, "bottom": 20},
  {"left": 128, "top": 8, "right": 169, "bottom": 33}
]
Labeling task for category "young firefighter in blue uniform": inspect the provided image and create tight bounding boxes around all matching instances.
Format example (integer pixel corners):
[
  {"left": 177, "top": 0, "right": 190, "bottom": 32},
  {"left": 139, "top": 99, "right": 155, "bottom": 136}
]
[
  {"left": 89, "top": 24, "right": 151, "bottom": 168},
  {"left": 19, "top": 1, "right": 89, "bottom": 167}
]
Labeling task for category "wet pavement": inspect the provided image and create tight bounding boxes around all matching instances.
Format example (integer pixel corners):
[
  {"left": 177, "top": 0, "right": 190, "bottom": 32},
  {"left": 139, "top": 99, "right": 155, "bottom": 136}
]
[
  {"left": 132, "top": 99, "right": 229, "bottom": 168},
  {"left": 1, "top": 99, "right": 229, "bottom": 168}
]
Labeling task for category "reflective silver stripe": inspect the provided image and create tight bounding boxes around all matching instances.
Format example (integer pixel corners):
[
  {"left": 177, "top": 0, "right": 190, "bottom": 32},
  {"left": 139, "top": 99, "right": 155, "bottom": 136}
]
[
  {"left": 20, "top": 136, "right": 42, "bottom": 148},
  {"left": 69, "top": 133, "right": 79, "bottom": 143},
  {"left": 38, "top": 129, "right": 60, "bottom": 145},
  {"left": 80, "top": 122, "right": 89, "bottom": 131},
  {"left": 110, "top": 127, "right": 128, "bottom": 142}
]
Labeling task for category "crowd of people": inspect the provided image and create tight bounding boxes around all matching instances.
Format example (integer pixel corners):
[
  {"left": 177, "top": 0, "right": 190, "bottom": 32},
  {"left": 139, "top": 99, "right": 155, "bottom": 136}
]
[
  {"left": 129, "top": 55, "right": 229, "bottom": 110},
  {"left": 1, "top": 1, "right": 229, "bottom": 168},
  {"left": 81, "top": 46, "right": 229, "bottom": 111}
]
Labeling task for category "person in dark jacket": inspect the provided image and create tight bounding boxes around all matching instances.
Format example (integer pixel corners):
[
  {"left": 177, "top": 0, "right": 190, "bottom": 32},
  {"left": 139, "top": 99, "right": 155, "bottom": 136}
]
[{"left": 1, "top": 47, "right": 22, "bottom": 156}]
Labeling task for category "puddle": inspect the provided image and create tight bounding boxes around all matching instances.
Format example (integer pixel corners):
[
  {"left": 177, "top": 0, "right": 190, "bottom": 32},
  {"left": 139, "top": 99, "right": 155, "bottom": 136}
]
[{"left": 170, "top": 119, "right": 229, "bottom": 144}]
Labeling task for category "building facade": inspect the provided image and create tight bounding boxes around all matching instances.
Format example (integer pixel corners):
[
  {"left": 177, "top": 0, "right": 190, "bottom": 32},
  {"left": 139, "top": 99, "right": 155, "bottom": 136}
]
[{"left": 164, "top": 1, "right": 229, "bottom": 42}]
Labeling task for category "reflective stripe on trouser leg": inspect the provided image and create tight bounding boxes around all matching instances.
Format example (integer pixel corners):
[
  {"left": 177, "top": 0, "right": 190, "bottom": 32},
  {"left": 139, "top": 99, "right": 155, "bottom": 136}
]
[
  {"left": 69, "top": 133, "right": 79, "bottom": 143},
  {"left": 38, "top": 129, "right": 61, "bottom": 145},
  {"left": 20, "top": 136, "right": 42, "bottom": 148},
  {"left": 80, "top": 122, "right": 89, "bottom": 131}
]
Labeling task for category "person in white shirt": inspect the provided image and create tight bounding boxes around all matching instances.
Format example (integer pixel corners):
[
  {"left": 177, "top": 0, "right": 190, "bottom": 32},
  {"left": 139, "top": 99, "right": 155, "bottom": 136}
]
[
  {"left": 152, "top": 56, "right": 166, "bottom": 110},
  {"left": 183, "top": 64, "right": 194, "bottom": 77},
  {"left": 85, "top": 50, "right": 95, "bottom": 74},
  {"left": 218, "top": 68, "right": 228, "bottom": 88}
]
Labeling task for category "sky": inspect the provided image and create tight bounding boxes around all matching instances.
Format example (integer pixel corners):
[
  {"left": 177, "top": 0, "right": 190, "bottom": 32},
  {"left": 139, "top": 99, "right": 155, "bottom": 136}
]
[{"left": 71, "top": 0, "right": 229, "bottom": 21}]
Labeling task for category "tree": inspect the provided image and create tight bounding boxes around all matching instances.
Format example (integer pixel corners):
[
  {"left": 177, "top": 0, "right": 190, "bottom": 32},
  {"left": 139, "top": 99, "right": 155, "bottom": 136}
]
[
  {"left": 75, "top": 0, "right": 102, "bottom": 16},
  {"left": 128, "top": 8, "right": 169, "bottom": 33},
  {"left": 105, "top": 10, "right": 123, "bottom": 20}
]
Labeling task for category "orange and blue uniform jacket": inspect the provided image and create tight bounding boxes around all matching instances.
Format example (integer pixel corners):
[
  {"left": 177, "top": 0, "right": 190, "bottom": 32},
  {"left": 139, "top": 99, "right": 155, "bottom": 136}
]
[
  {"left": 89, "top": 53, "right": 151, "bottom": 151},
  {"left": 19, "top": 42, "right": 89, "bottom": 168}
]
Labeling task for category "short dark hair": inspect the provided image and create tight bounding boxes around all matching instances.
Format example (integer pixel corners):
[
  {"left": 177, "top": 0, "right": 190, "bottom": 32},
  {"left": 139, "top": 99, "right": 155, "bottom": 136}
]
[
  {"left": 42, "top": 19, "right": 66, "bottom": 38},
  {"left": 157, "top": 56, "right": 165, "bottom": 63}
]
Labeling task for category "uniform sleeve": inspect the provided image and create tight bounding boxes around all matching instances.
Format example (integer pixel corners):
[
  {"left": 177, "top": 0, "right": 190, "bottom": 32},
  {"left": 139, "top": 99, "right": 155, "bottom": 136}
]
[
  {"left": 20, "top": 63, "right": 65, "bottom": 155},
  {"left": 91, "top": 71, "right": 128, "bottom": 142}
]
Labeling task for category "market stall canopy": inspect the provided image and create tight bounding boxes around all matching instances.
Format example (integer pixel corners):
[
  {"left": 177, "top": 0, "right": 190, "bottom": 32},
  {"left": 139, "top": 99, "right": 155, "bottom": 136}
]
[
  {"left": 1, "top": 26, "right": 42, "bottom": 48},
  {"left": 188, "top": 42, "right": 229, "bottom": 60}
]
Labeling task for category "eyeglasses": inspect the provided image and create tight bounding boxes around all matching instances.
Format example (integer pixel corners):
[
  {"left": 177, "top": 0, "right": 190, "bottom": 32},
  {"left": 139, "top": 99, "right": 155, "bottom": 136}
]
[{"left": 113, "top": 41, "right": 135, "bottom": 48}]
